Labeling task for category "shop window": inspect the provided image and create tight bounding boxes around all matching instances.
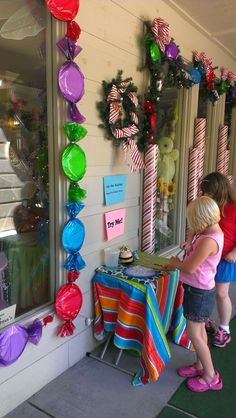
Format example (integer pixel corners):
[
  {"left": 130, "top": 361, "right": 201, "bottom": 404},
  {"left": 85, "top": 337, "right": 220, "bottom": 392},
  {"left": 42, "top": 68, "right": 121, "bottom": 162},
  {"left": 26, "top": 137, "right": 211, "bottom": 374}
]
[
  {"left": 0, "top": 1, "right": 53, "bottom": 323},
  {"left": 155, "top": 87, "right": 180, "bottom": 253}
]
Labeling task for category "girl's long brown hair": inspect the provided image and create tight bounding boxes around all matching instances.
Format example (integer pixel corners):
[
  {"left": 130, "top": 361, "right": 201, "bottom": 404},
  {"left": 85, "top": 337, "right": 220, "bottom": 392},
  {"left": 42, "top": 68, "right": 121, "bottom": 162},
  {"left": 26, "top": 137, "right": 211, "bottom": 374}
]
[{"left": 200, "top": 172, "right": 236, "bottom": 213}]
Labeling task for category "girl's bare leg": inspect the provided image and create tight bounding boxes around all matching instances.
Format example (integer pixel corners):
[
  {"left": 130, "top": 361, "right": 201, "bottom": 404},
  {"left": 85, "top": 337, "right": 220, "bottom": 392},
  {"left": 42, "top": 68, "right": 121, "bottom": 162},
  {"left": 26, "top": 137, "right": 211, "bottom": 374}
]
[
  {"left": 216, "top": 282, "right": 232, "bottom": 326},
  {"left": 186, "top": 319, "right": 215, "bottom": 381}
]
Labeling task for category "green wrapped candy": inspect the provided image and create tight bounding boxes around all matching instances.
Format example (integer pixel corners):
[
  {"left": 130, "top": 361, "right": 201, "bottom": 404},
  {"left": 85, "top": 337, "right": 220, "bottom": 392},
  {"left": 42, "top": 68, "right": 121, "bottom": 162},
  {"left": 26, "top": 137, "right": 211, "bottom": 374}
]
[
  {"left": 150, "top": 42, "right": 160, "bottom": 63},
  {"left": 144, "top": 34, "right": 154, "bottom": 48},
  {"left": 64, "top": 121, "right": 88, "bottom": 142},
  {"left": 68, "top": 182, "right": 87, "bottom": 202},
  {"left": 62, "top": 143, "right": 87, "bottom": 182},
  {"left": 219, "top": 80, "right": 230, "bottom": 94}
]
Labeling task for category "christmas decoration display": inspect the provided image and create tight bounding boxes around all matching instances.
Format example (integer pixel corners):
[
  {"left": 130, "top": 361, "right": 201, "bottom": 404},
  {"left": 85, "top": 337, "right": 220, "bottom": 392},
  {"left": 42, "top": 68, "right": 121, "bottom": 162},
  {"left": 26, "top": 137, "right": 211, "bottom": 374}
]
[
  {"left": 46, "top": 0, "right": 85, "bottom": 336},
  {"left": 142, "top": 144, "right": 158, "bottom": 254},
  {"left": 97, "top": 71, "right": 144, "bottom": 172},
  {"left": 140, "top": 16, "right": 236, "bottom": 254},
  {"left": 140, "top": 17, "right": 236, "bottom": 151},
  {"left": 140, "top": 18, "right": 192, "bottom": 152}
]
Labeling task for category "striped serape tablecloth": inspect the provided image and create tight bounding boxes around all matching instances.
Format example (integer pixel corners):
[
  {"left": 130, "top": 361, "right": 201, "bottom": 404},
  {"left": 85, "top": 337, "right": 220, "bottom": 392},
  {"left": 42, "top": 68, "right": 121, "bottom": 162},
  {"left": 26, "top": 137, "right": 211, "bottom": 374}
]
[{"left": 93, "top": 263, "right": 193, "bottom": 386}]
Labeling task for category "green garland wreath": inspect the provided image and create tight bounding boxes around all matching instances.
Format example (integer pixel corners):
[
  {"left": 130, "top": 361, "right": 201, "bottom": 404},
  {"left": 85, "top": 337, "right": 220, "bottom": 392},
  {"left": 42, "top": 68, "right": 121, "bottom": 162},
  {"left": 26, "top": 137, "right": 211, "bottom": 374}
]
[{"left": 97, "top": 70, "right": 141, "bottom": 148}]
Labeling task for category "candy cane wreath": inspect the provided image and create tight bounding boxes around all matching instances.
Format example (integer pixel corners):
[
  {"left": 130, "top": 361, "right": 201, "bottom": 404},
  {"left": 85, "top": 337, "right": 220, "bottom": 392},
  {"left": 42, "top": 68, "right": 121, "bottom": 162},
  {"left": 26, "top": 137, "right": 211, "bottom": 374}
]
[{"left": 98, "top": 72, "right": 144, "bottom": 172}]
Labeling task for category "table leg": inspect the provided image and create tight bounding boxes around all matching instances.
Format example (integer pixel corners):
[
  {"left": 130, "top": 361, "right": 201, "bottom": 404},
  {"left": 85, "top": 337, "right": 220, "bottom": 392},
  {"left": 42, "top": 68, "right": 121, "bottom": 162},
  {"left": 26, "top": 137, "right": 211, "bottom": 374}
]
[{"left": 87, "top": 333, "right": 135, "bottom": 377}]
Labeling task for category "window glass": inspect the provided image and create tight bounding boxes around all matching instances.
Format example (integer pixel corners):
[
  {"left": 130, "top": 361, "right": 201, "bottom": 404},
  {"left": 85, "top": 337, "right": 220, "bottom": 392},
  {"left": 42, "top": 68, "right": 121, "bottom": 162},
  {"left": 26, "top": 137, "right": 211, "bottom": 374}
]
[
  {"left": 0, "top": 0, "right": 51, "bottom": 323},
  {"left": 156, "top": 87, "right": 180, "bottom": 252}
]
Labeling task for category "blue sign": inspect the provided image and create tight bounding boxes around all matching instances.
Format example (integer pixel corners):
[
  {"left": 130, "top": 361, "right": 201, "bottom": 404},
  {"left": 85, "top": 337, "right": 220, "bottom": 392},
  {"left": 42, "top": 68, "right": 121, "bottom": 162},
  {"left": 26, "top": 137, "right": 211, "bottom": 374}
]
[{"left": 103, "top": 175, "right": 127, "bottom": 205}]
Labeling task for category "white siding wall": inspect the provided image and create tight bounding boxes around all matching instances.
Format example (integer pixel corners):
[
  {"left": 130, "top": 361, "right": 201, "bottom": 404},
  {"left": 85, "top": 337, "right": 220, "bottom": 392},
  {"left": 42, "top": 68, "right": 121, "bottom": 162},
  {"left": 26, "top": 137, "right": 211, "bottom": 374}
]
[{"left": 1, "top": 1, "right": 236, "bottom": 415}]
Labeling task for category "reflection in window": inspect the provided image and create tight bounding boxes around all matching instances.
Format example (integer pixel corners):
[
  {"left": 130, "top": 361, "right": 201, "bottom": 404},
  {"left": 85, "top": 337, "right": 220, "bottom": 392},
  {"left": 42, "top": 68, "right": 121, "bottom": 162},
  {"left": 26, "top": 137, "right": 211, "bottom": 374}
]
[
  {"left": 0, "top": 0, "right": 51, "bottom": 321},
  {"left": 155, "top": 88, "right": 179, "bottom": 252},
  {"left": 198, "top": 86, "right": 208, "bottom": 118},
  {"left": 224, "top": 94, "right": 232, "bottom": 143}
]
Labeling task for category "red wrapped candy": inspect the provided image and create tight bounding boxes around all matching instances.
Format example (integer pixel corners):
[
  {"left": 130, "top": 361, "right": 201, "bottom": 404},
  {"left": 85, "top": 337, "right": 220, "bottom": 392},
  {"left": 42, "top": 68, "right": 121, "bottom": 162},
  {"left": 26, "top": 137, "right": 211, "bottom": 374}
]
[
  {"left": 55, "top": 283, "right": 83, "bottom": 337},
  {"left": 45, "top": 0, "right": 79, "bottom": 22},
  {"left": 66, "top": 21, "right": 81, "bottom": 42}
]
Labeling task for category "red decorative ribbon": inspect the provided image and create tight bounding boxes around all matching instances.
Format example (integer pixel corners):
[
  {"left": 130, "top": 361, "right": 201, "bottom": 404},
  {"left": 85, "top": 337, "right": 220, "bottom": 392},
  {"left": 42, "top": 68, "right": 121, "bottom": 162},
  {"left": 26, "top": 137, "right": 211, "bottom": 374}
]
[
  {"left": 193, "top": 50, "right": 213, "bottom": 76},
  {"left": 123, "top": 139, "right": 145, "bottom": 172},
  {"left": 151, "top": 17, "right": 170, "bottom": 52},
  {"left": 107, "top": 83, "right": 139, "bottom": 125},
  {"left": 106, "top": 81, "right": 144, "bottom": 171},
  {"left": 221, "top": 68, "right": 236, "bottom": 86},
  {"left": 112, "top": 125, "right": 139, "bottom": 138}
]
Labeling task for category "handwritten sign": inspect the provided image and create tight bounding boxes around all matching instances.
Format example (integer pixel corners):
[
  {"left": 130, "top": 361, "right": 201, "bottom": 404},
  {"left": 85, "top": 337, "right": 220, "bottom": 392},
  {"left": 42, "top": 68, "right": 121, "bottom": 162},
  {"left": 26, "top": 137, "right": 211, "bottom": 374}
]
[
  {"left": 104, "top": 208, "right": 126, "bottom": 240},
  {"left": 103, "top": 175, "right": 127, "bottom": 205},
  {"left": 0, "top": 304, "right": 16, "bottom": 329}
]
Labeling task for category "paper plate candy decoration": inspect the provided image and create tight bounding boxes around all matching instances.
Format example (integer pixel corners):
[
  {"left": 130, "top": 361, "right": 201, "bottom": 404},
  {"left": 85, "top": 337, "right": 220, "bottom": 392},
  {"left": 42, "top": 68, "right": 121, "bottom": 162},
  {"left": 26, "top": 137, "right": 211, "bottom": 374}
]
[
  {"left": 55, "top": 283, "right": 83, "bottom": 336},
  {"left": 61, "top": 143, "right": 86, "bottom": 182},
  {"left": 150, "top": 42, "right": 161, "bottom": 63},
  {"left": 46, "top": 0, "right": 86, "bottom": 337},
  {"left": 62, "top": 202, "right": 85, "bottom": 269},
  {"left": 58, "top": 62, "right": 84, "bottom": 103},
  {"left": 45, "top": 0, "right": 79, "bottom": 21},
  {"left": 0, "top": 320, "right": 42, "bottom": 366},
  {"left": 188, "top": 67, "right": 201, "bottom": 84},
  {"left": 62, "top": 217, "right": 85, "bottom": 254},
  {"left": 58, "top": 60, "right": 85, "bottom": 124},
  {"left": 165, "top": 41, "right": 179, "bottom": 60}
]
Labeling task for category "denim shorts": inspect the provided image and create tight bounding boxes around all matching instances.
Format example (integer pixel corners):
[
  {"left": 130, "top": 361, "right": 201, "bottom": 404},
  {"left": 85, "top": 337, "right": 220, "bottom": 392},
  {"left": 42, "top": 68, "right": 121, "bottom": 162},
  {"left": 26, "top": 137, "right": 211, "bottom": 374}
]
[{"left": 183, "top": 284, "right": 216, "bottom": 323}]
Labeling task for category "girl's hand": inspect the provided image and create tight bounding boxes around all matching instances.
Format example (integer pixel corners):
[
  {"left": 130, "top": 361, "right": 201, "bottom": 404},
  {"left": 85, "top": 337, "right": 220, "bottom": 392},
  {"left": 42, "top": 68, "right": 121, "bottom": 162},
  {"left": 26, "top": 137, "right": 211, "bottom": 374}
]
[
  {"left": 180, "top": 241, "right": 190, "bottom": 251},
  {"left": 164, "top": 256, "right": 180, "bottom": 271},
  {"left": 224, "top": 248, "right": 236, "bottom": 263}
]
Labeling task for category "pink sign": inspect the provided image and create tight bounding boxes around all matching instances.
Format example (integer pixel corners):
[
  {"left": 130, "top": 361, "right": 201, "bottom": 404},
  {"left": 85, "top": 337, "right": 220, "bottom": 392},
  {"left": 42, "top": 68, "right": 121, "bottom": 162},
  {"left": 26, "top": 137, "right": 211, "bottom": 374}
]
[{"left": 104, "top": 208, "right": 126, "bottom": 240}]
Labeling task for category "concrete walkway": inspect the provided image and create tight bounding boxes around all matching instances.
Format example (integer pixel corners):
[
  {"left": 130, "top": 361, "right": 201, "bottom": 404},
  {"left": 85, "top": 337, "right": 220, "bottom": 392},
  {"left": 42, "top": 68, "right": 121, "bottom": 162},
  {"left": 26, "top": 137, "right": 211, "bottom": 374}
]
[{"left": 5, "top": 286, "right": 236, "bottom": 418}]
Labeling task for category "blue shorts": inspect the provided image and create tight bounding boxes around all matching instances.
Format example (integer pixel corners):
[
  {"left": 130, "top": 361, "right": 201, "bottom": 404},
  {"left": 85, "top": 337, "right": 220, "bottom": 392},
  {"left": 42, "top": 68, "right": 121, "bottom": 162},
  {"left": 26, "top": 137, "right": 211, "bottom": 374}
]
[
  {"left": 183, "top": 284, "right": 216, "bottom": 323},
  {"left": 215, "top": 259, "right": 236, "bottom": 283}
]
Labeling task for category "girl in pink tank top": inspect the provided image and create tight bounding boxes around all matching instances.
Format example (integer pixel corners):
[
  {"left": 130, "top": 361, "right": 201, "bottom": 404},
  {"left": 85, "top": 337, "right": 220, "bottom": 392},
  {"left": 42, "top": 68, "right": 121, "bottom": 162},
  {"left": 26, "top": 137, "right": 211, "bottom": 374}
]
[{"left": 165, "top": 196, "right": 224, "bottom": 393}]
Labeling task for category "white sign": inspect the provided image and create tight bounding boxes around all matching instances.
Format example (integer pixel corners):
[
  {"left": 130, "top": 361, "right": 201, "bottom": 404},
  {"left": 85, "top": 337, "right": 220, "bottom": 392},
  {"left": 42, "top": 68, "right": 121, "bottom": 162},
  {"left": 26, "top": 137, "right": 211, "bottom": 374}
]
[{"left": 0, "top": 304, "right": 16, "bottom": 329}]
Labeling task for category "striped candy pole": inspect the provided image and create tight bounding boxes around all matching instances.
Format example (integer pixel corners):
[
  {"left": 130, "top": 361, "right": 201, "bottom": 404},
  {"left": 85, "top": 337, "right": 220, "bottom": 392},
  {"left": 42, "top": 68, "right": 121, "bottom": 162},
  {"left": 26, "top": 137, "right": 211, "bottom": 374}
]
[
  {"left": 188, "top": 147, "right": 199, "bottom": 203},
  {"left": 217, "top": 124, "right": 228, "bottom": 173},
  {"left": 224, "top": 149, "right": 230, "bottom": 175},
  {"left": 142, "top": 144, "right": 158, "bottom": 254},
  {"left": 227, "top": 175, "right": 233, "bottom": 185},
  {"left": 193, "top": 118, "right": 206, "bottom": 182}
]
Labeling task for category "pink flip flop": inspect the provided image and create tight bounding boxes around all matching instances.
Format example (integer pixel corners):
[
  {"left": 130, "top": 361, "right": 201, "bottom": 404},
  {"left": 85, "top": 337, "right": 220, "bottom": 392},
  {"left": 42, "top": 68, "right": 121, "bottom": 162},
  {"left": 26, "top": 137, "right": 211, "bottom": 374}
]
[
  {"left": 177, "top": 363, "right": 204, "bottom": 378},
  {"left": 187, "top": 371, "right": 223, "bottom": 392}
]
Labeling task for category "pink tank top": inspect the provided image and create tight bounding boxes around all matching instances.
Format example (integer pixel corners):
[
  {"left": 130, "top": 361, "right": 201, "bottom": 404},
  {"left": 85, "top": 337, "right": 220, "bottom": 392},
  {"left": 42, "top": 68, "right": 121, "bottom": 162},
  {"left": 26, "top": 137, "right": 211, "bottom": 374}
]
[{"left": 180, "top": 232, "right": 224, "bottom": 290}]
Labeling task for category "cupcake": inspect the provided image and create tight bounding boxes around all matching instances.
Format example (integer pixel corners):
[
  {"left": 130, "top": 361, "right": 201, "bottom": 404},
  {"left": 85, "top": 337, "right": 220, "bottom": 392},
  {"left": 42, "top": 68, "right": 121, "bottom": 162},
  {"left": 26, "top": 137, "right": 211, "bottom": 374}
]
[{"left": 119, "top": 246, "right": 134, "bottom": 264}]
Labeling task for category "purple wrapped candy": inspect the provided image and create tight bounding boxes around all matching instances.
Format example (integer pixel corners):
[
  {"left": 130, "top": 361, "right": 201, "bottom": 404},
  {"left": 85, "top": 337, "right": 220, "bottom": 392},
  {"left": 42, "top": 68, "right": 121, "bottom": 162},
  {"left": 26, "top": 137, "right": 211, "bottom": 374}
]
[
  {"left": 68, "top": 103, "right": 86, "bottom": 124},
  {"left": 58, "top": 61, "right": 84, "bottom": 103},
  {"left": 57, "top": 37, "right": 82, "bottom": 61},
  {"left": 0, "top": 325, "right": 28, "bottom": 366},
  {"left": 165, "top": 42, "right": 179, "bottom": 60},
  {"left": 0, "top": 320, "right": 43, "bottom": 366}
]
